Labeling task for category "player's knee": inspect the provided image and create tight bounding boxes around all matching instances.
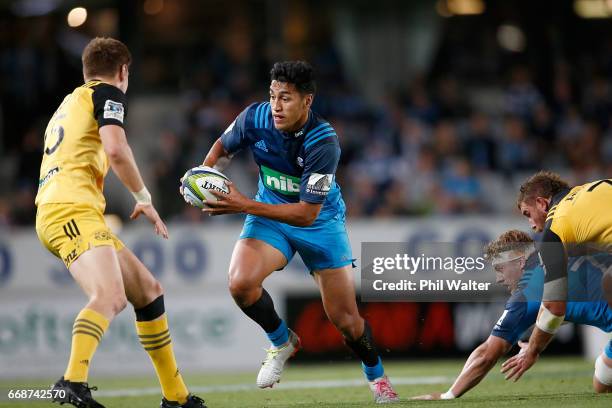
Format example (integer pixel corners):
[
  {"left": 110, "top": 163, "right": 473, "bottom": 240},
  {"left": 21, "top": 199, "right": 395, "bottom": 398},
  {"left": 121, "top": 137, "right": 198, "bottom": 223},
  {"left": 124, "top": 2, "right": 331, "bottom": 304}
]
[
  {"left": 111, "top": 295, "right": 129, "bottom": 315},
  {"left": 329, "top": 310, "right": 361, "bottom": 338},
  {"left": 228, "top": 272, "right": 258, "bottom": 303},
  {"left": 149, "top": 279, "right": 163, "bottom": 299},
  {"left": 593, "top": 355, "right": 612, "bottom": 393},
  {"left": 89, "top": 291, "right": 127, "bottom": 317}
]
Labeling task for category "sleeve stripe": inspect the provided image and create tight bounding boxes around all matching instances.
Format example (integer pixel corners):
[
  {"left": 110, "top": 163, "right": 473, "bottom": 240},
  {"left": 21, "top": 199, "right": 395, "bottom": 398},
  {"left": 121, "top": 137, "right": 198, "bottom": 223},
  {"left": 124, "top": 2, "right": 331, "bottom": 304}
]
[
  {"left": 304, "top": 130, "right": 337, "bottom": 149},
  {"left": 255, "top": 102, "right": 270, "bottom": 128},
  {"left": 305, "top": 123, "right": 331, "bottom": 140},
  {"left": 264, "top": 103, "right": 270, "bottom": 128},
  {"left": 254, "top": 104, "right": 263, "bottom": 128}
]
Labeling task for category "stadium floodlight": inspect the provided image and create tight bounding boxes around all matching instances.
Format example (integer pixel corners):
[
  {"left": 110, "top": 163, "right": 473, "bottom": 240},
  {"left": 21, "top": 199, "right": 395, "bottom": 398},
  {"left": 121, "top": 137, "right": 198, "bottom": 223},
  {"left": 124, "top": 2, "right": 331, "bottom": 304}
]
[
  {"left": 67, "top": 7, "right": 88, "bottom": 28},
  {"left": 574, "top": 0, "right": 612, "bottom": 18}
]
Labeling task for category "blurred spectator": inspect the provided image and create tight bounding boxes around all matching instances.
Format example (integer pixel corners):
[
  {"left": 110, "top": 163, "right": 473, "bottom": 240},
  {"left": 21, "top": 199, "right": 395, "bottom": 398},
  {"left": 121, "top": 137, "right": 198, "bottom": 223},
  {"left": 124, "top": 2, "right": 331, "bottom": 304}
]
[
  {"left": 463, "top": 112, "right": 497, "bottom": 172},
  {"left": 438, "top": 159, "right": 483, "bottom": 214},
  {"left": 3, "top": 3, "right": 612, "bottom": 224},
  {"left": 498, "top": 116, "right": 536, "bottom": 173}
]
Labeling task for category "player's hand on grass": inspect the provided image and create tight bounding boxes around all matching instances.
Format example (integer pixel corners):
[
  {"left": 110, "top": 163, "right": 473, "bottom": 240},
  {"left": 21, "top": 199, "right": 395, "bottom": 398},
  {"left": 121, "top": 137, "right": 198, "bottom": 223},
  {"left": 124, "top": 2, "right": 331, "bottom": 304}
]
[
  {"left": 130, "top": 203, "right": 169, "bottom": 239},
  {"left": 501, "top": 344, "right": 539, "bottom": 382},
  {"left": 202, "top": 181, "right": 249, "bottom": 215},
  {"left": 411, "top": 392, "right": 442, "bottom": 400}
]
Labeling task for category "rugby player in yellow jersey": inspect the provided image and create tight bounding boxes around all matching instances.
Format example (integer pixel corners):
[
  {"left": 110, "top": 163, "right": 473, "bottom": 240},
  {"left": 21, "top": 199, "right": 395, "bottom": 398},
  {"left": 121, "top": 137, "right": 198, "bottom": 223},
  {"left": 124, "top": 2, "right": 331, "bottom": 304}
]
[
  {"left": 35, "top": 37, "right": 205, "bottom": 408},
  {"left": 501, "top": 171, "right": 612, "bottom": 383}
]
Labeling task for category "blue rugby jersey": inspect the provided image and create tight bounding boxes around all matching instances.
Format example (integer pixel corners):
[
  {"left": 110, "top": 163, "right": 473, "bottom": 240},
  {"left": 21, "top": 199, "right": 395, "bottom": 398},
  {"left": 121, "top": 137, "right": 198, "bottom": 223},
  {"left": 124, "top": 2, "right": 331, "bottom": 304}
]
[
  {"left": 220, "top": 102, "right": 345, "bottom": 222},
  {"left": 491, "top": 253, "right": 612, "bottom": 345}
]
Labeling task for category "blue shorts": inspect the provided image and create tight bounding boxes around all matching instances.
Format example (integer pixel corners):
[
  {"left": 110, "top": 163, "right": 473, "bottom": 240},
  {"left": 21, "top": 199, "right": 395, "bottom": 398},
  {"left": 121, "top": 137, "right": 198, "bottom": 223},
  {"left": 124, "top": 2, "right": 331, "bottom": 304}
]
[{"left": 239, "top": 214, "right": 355, "bottom": 273}]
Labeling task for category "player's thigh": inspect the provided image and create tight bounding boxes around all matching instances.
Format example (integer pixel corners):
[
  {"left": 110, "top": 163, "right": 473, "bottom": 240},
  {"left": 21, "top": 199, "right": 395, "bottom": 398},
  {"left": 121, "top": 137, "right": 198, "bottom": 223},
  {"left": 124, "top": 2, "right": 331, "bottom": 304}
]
[
  {"left": 36, "top": 204, "right": 125, "bottom": 299},
  {"left": 116, "top": 246, "right": 163, "bottom": 309},
  {"left": 69, "top": 245, "right": 125, "bottom": 301},
  {"left": 229, "top": 238, "right": 288, "bottom": 289},
  {"left": 287, "top": 216, "right": 354, "bottom": 274},
  {"left": 313, "top": 265, "right": 362, "bottom": 334}
]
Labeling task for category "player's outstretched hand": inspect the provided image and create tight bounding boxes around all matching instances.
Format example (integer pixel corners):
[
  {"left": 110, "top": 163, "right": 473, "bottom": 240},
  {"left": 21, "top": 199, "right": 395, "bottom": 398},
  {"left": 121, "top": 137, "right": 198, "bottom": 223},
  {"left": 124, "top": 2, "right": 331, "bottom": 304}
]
[
  {"left": 202, "top": 181, "right": 249, "bottom": 216},
  {"left": 130, "top": 203, "right": 169, "bottom": 239},
  {"left": 501, "top": 345, "right": 539, "bottom": 382},
  {"left": 411, "top": 392, "right": 442, "bottom": 400}
]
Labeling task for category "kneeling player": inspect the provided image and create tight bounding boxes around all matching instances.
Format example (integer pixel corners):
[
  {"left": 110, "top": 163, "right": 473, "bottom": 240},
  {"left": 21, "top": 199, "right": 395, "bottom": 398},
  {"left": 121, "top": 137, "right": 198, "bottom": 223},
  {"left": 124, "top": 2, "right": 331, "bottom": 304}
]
[
  {"left": 503, "top": 172, "right": 612, "bottom": 381},
  {"left": 190, "top": 61, "right": 399, "bottom": 403},
  {"left": 412, "top": 230, "right": 612, "bottom": 400}
]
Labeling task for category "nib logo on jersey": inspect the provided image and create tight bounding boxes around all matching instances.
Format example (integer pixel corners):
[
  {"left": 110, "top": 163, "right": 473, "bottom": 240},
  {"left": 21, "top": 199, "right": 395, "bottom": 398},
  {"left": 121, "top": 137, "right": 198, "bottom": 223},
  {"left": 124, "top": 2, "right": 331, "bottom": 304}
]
[{"left": 261, "top": 165, "right": 300, "bottom": 195}]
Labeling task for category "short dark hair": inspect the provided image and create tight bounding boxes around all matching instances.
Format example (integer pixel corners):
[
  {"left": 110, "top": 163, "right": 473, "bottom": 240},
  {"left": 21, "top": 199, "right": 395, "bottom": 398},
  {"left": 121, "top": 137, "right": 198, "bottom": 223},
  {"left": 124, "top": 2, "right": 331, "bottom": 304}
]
[
  {"left": 82, "top": 37, "right": 131, "bottom": 79},
  {"left": 517, "top": 171, "right": 570, "bottom": 209},
  {"left": 270, "top": 61, "right": 316, "bottom": 94}
]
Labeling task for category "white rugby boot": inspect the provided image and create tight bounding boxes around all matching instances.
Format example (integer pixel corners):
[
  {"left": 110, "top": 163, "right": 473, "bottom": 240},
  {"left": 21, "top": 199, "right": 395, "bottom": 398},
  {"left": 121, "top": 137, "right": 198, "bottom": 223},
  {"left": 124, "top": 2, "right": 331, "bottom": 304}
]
[
  {"left": 368, "top": 375, "right": 400, "bottom": 404},
  {"left": 256, "top": 329, "right": 301, "bottom": 388}
]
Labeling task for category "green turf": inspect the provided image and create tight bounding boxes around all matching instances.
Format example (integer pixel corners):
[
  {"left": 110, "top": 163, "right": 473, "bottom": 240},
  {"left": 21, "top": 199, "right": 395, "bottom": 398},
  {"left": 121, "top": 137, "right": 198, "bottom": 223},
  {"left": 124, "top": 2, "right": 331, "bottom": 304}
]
[{"left": 1, "top": 357, "right": 610, "bottom": 407}]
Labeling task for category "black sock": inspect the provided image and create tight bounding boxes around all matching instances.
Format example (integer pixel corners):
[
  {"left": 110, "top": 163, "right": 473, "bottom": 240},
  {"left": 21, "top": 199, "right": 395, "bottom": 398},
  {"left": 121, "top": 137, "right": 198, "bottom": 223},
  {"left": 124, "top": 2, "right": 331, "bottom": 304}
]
[
  {"left": 345, "top": 321, "right": 379, "bottom": 367},
  {"left": 240, "top": 289, "right": 282, "bottom": 333},
  {"left": 135, "top": 295, "right": 165, "bottom": 321}
]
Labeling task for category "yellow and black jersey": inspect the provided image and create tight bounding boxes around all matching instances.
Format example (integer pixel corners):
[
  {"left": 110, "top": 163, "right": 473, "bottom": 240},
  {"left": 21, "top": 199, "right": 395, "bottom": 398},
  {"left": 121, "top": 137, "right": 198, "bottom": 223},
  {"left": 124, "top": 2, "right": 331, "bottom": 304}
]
[
  {"left": 546, "top": 180, "right": 612, "bottom": 249},
  {"left": 35, "top": 80, "right": 128, "bottom": 213},
  {"left": 539, "top": 179, "right": 612, "bottom": 299}
]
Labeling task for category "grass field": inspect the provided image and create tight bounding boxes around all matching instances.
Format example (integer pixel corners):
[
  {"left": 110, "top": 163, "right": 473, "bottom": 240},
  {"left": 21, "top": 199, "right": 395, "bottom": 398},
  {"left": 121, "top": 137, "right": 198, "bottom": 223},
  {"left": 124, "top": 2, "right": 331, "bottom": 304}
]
[{"left": 1, "top": 357, "right": 611, "bottom": 407}]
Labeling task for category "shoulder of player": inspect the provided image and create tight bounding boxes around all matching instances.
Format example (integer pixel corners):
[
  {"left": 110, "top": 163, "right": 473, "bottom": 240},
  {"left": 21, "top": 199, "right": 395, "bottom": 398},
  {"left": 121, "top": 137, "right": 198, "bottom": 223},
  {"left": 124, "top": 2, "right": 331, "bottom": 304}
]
[
  {"left": 506, "top": 290, "right": 528, "bottom": 308},
  {"left": 302, "top": 119, "right": 338, "bottom": 151},
  {"left": 89, "top": 82, "right": 127, "bottom": 108},
  {"left": 244, "top": 102, "right": 272, "bottom": 130}
]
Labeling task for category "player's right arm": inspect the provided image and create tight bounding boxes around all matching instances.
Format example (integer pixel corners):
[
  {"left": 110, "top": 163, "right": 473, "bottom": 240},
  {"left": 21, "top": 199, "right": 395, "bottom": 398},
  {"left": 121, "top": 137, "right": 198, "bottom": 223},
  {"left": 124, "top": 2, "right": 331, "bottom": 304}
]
[
  {"left": 201, "top": 105, "right": 253, "bottom": 170},
  {"left": 449, "top": 335, "right": 511, "bottom": 397},
  {"left": 202, "top": 138, "right": 231, "bottom": 170},
  {"left": 412, "top": 336, "right": 511, "bottom": 400}
]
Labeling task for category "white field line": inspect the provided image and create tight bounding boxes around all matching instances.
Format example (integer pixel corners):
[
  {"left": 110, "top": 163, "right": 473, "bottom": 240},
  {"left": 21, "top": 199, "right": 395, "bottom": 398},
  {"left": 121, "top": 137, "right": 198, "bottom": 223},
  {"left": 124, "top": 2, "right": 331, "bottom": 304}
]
[{"left": 96, "top": 375, "right": 453, "bottom": 398}]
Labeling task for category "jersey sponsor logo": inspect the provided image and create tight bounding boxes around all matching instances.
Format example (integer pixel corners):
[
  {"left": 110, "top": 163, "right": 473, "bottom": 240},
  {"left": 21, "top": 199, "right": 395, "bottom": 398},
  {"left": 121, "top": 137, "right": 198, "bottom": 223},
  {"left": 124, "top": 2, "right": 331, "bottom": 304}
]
[
  {"left": 494, "top": 309, "right": 509, "bottom": 330},
  {"left": 38, "top": 166, "right": 60, "bottom": 188},
  {"left": 260, "top": 165, "right": 300, "bottom": 195},
  {"left": 94, "top": 230, "right": 112, "bottom": 241},
  {"left": 306, "top": 173, "right": 333, "bottom": 196},
  {"left": 103, "top": 100, "right": 124, "bottom": 122},
  {"left": 63, "top": 249, "right": 78, "bottom": 265},
  {"left": 223, "top": 120, "right": 236, "bottom": 135},
  {"left": 254, "top": 140, "right": 269, "bottom": 152}
]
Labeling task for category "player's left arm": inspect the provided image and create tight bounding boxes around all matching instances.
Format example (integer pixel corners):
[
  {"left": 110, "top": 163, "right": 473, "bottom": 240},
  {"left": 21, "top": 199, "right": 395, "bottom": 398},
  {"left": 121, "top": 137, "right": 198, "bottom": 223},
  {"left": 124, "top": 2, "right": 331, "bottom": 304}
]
[{"left": 502, "top": 227, "right": 568, "bottom": 381}]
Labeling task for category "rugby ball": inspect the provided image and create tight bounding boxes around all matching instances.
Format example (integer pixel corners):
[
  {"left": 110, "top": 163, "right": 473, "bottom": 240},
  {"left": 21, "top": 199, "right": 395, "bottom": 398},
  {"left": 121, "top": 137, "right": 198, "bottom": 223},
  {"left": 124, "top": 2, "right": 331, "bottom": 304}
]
[{"left": 181, "top": 166, "right": 229, "bottom": 208}]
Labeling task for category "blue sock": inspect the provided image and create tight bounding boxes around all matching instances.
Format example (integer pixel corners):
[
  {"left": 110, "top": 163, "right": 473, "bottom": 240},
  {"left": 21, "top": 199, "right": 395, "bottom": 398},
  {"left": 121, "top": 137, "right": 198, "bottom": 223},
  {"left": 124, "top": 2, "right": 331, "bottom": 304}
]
[
  {"left": 362, "top": 356, "right": 384, "bottom": 381},
  {"left": 266, "top": 320, "right": 289, "bottom": 347}
]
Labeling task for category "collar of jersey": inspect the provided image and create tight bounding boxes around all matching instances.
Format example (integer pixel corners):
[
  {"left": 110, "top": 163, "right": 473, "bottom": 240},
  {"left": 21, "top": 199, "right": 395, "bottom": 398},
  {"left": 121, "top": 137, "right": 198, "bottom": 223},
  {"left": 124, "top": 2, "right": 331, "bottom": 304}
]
[
  {"left": 550, "top": 188, "right": 571, "bottom": 207},
  {"left": 280, "top": 110, "right": 313, "bottom": 139}
]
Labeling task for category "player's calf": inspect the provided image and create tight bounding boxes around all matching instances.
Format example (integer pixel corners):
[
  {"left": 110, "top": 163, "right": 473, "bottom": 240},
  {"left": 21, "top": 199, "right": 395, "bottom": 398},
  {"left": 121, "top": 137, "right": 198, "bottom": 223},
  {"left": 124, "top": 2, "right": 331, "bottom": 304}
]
[{"left": 344, "top": 321, "right": 400, "bottom": 403}]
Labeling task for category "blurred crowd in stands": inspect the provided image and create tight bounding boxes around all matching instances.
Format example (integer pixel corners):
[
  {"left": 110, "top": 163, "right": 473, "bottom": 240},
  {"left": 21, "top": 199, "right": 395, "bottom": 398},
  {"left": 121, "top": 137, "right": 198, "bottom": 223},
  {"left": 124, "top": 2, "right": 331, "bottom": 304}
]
[{"left": 1, "top": 10, "right": 611, "bottom": 226}]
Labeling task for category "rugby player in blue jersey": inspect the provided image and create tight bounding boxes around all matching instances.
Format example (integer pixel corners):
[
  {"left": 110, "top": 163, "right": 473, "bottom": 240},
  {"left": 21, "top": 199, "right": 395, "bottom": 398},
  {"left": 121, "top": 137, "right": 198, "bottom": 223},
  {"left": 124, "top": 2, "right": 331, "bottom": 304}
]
[
  {"left": 192, "top": 61, "right": 399, "bottom": 403},
  {"left": 412, "top": 230, "right": 612, "bottom": 400}
]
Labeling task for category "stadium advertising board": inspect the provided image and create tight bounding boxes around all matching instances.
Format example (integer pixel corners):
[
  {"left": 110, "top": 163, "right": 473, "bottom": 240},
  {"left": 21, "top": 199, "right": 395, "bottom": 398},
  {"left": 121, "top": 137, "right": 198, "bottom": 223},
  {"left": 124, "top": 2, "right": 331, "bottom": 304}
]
[{"left": 0, "top": 218, "right": 597, "bottom": 377}]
